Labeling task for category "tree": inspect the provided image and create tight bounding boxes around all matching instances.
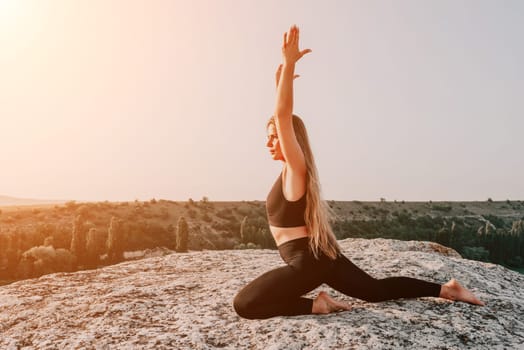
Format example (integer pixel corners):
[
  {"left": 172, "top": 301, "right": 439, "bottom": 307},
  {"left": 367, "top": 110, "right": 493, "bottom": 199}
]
[
  {"left": 70, "top": 215, "right": 88, "bottom": 267},
  {"left": 4, "top": 231, "right": 21, "bottom": 278},
  {"left": 86, "top": 227, "right": 106, "bottom": 268},
  {"left": 240, "top": 216, "right": 247, "bottom": 243},
  {"left": 436, "top": 226, "right": 450, "bottom": 247},
  {"left": 167, "top": 223, "right": 176, "bottom": 250},
  {"left": 176, "top": 216, "right": 189, "bottom": 252},
  {"left": 107, "top": 217, "right": 125, "bottom": 263},
  {"left": 0, "top": 234, "right": 9, "bottom": 278},
  {"left": 239, "top": 216, "right": 258, "bottom": 244},
  {"left": 238, "top": 216, "right": 274, "bottom": 249}
]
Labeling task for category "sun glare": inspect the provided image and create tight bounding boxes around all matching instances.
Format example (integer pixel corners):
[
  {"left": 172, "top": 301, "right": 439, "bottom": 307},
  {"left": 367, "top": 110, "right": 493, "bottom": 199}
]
[{"left": 0, "top": 0, "right": 25, "bottom": 28}]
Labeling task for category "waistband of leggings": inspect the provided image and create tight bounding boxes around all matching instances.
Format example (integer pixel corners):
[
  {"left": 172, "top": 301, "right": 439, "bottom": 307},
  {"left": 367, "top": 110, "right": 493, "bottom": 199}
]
[{"left": 277, "top": 236, "right": 309, "bottom": 251}]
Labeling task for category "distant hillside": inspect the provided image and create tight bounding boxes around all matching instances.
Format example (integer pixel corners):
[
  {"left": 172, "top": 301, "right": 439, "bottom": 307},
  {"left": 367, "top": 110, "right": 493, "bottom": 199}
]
[
  {"left": 328, "top": 199, "right": 524, "bottom": 222},
  {"left": 1, "top": 198, "right": 523, "bottom": 286},
  {"left": 0, "top": 195, "right": 69, "bottom": 207}
]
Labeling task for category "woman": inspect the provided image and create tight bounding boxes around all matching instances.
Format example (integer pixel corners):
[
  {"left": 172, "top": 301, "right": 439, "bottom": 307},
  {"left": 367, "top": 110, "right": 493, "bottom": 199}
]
[{"left": 233, "top": 25, "right": 485, "bottom": 320}]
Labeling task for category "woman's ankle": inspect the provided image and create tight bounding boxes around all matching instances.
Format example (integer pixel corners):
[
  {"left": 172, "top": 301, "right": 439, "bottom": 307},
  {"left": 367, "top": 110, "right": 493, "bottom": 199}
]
[{"left": 439, "top": 284, "right": 450, "bottom": 299}]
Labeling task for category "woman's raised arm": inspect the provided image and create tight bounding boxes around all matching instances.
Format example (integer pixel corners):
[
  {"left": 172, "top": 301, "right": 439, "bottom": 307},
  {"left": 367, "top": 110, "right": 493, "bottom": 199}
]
[{"left": 273, "top": 25, "right": 311, "bottom": 174}]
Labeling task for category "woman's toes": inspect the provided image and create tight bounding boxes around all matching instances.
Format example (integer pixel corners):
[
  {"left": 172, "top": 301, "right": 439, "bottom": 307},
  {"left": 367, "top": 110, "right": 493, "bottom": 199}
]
[
  {"left": 325, "top": 293, "right": 351, "bottom": 312},
  {"left": 449, "top": 279, "right": 485, "bottom": 306}
]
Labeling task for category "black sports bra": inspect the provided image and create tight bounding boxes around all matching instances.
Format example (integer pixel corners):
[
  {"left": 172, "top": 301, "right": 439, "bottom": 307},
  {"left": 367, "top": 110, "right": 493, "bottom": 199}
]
[{"left": 266, "top": 171, "right": 307, "bottom": 227}]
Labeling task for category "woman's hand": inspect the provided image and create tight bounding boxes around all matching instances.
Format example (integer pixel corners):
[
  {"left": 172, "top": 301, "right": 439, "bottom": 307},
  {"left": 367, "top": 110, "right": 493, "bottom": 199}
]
[
  {"left": 275, "top": 64, "right": 300, "bottom": 89},
  {"left": 281, "top": 25, "right": 312, "bottom": 67}
]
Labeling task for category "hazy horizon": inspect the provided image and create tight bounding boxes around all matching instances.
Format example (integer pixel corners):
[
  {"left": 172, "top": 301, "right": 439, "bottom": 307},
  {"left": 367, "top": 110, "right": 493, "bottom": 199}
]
[
  {"left": 1, "top": 1, "right": 523, "bottom": 203},
  {"left": 1, "top": 194, "right": 522, "bottom": 206}
]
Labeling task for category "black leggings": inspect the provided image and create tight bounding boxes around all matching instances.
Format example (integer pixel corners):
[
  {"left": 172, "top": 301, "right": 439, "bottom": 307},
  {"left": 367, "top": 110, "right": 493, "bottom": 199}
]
[{"left": 233, "top": 237, "right": 442, "bottom": 319}]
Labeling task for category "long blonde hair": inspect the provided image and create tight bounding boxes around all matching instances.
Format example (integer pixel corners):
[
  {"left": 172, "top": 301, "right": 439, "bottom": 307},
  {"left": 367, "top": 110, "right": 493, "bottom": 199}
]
[{"left": 267, "top": 115, "right": 342, "bottom": 260}]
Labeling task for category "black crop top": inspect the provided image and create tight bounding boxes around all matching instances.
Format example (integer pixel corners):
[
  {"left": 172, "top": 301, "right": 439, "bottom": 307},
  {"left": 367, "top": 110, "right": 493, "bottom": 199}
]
[{"left": 266, "top": 171, "right": 307, "bottom": 227}]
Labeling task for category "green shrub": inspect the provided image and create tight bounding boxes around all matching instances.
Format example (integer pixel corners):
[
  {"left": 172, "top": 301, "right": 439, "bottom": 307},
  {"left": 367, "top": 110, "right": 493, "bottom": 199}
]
[
  {"left": 65, "top": 200, "right": 78, "bottom": 210},
  {"left": 461, "top": 246, "right": 490, "bottom": 262},
  {"left": 17, "top": 245, "right": 76, "bottom": 279},
  {"left": 202, "top": 212, "right": 212, "bottom": 222},
  {"left": 433, "top": 204, "right": 452, "bottom": 212},
  {"left": 216, "top": 208, "right": 234, "bottom": 220}
]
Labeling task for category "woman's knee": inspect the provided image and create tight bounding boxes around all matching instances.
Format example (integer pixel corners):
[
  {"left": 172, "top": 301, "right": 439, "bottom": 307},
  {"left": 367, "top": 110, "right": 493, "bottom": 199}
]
[{"left": 233, "top": 290, "right": 259, "bottom": 319}]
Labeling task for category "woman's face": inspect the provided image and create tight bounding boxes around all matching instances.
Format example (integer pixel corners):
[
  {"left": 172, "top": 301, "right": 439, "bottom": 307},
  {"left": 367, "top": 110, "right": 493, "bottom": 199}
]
[{"left": 266, "top": 123, "right": 284, "bottom": 161}]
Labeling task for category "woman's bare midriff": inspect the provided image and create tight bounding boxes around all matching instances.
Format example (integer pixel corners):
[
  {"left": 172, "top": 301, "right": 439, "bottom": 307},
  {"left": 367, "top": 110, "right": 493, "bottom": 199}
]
[{"left": 270, "top": 225, "right": 309, "bottom": 247}]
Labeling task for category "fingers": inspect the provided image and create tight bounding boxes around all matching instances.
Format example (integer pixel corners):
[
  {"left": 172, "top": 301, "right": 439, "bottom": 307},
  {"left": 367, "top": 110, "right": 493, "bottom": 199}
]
[
  {"left": 285, "top": 25, "right": 298, "bottom": 46},
  {"left": 299, "top": 48, "right": 312, "bottom": 58},
  {"left": 290, "top": 25, "right": 297, "bottom": 45}
]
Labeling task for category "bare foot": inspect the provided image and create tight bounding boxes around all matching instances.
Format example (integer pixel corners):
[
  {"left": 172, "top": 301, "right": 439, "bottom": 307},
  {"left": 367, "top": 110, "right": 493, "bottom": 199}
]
[
  {"left": 440, "top": 278, "right": 485, "bottom": 306},
  {"left": 312, "top": 291, "right": 352, "bottom": 314}
]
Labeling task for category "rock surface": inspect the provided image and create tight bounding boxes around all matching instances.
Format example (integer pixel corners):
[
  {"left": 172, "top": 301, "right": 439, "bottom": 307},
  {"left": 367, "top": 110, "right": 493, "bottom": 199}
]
[{"left": 0, "top": 238, "right": 523, "bottom": 349}]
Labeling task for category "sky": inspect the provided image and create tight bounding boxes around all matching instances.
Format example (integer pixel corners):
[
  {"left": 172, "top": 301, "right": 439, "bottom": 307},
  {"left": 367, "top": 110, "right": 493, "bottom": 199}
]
[{"left": 1, "top": 0, "right": 523, "bottom": 202}]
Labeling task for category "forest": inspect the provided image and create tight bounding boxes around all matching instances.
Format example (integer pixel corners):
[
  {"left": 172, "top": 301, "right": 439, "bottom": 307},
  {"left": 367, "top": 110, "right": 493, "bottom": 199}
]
[{"left": 1, "top": 198, "right": 523, "bottom": 285}]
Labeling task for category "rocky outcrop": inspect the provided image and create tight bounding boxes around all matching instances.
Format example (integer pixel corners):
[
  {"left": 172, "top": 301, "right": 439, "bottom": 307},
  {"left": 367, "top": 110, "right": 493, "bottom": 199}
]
[{"left": 1, "top": 238, "right": 522, "bottom": 349}]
